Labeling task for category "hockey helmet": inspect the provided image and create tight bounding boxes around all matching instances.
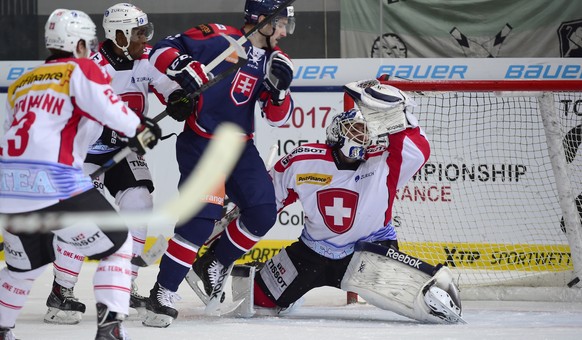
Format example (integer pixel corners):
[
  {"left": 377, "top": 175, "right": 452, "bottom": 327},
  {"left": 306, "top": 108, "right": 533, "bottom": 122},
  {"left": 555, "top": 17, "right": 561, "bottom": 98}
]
[
  {"left": 326, "top": 108, "right": 371, "bottom": 161},
  {"left": 244, "top": 0, "right": 295, "bottom": 34},
  {"left": 103, "top": 3, "right": 154, "bottom": 57},
  {"left": 45, "top": 9, "right": 98, "bottom": 58}
]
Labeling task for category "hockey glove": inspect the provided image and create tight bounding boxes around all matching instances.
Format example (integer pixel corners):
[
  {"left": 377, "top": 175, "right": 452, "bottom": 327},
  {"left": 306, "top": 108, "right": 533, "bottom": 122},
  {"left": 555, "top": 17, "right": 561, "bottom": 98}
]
[
  {"left": 101, "top": 126, "right": 128, "bottom": 147},
  {"left": 166, "top": 89, "right": 196, "bottom": 122},
  {"left": 166, "top": 54, "right": 210, "bottom": 94},
  {"left": 128, "top": 117, "right": 162, "bottom": 156},
  {"left": 263, "top": 51, "right": 293, "bottom": 106}
]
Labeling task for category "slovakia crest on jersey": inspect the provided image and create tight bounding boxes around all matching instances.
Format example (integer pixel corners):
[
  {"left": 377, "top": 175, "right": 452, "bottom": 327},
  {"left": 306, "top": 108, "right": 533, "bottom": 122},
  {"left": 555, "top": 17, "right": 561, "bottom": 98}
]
[
  {"left": 317, "top": 188, "right": 359, "bottom": 234},
  {"left": 231, "top": 71, "right": 258, "bottom": 106}
]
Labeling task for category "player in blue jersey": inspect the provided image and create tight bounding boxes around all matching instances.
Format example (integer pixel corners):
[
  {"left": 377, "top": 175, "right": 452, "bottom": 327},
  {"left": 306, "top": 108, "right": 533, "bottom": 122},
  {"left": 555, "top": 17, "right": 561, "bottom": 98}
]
[{"left": 143, "top": 0, "right": 296, "bottom": 327}]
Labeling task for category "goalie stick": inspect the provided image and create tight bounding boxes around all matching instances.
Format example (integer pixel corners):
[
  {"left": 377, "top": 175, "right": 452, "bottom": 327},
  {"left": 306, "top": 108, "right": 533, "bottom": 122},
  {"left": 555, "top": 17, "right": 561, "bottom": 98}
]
[
  {"left": 130, "top": 235, "right": 168, "bottom": 267},
  {"left": 1, "top": 123, "right": 245, "bottom": 233}
]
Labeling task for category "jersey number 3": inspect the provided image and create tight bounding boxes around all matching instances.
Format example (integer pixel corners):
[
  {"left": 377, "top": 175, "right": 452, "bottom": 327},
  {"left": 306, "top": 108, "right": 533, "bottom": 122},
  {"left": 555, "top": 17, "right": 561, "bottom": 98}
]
[{"left": 5, "top": 111, "right": 36, "bottom": 156}]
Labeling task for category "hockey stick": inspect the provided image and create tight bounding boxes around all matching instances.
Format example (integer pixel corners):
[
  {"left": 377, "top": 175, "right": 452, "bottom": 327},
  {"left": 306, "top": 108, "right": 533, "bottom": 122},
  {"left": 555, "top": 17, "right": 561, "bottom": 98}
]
[
  {"left": 203, "top": 0, "right": 296, "bottom": 74},
  {"left": 1, "top": 123, "right": 245, "bottom": 233},
  {"left": 130, "top": 234, "right": 168, "bottom": 267}
]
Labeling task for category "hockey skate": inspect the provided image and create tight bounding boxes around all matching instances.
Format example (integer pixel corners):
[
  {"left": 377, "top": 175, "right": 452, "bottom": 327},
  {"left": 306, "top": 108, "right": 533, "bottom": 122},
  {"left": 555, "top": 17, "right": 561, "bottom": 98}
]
[
  {"left": 186, "top": 245, "right": 235, "bottom": 314},
  {"left": 44, "top": 280, "right": 86, "bottom": 324},
  {"left": 95, "top": 303, "right": 128, "bottom": 340},
  {"left": 422, "top": 279, "right": 466, "bottom": 324},
  {"left": 129, "top": 281, "right": 147, "bottom": 318},
  {"left": 0, "top": 328, "right": 17, "bottom": 340},
  {"left": 142, "top": 282, "right": 180, "bottom": 328}
]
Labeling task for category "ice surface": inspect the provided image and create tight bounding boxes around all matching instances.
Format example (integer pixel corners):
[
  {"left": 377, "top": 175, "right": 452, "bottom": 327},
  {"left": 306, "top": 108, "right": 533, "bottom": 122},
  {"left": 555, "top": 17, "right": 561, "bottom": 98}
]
[{"left": 3, "top": 262, "right": 582, "bottom": 340}]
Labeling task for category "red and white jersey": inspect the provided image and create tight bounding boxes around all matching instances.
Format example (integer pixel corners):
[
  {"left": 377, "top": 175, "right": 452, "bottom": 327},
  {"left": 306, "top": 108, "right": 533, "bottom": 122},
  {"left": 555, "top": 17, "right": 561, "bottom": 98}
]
[
  {"left": 0, "top": 57, "right": 141, "bottom": 213},
  {"left": 271, "top": 127, "right": 430, "bottom": 259},
  {"left": 88, "top": 42, "right": 179, "bottom": 154}
]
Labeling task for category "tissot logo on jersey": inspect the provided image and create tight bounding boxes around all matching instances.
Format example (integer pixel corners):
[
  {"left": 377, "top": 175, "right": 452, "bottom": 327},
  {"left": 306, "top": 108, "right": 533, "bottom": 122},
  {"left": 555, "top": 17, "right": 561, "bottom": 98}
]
[
  {"left": 296, "top": 173, "right": 332, "bottom": 186},
  {"left": 69, "top": 231, "right": 103, "bottom": 247},
  {"left": 281, "top": 146, "right": 327, "bottom": 166},
  {"left": 266, "top": 259, "right": 289, "bottom": 289}
]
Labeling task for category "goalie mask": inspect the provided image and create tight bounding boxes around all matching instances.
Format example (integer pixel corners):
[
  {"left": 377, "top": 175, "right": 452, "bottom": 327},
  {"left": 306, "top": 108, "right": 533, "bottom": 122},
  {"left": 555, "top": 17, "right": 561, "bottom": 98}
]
[
  {"left": 103, "top": 3, "right": 154, "bottom": 60},
  {"left": 244, "top": 0, "right": 296, "bottom": 35},
  {"left": 326, "top": 109, "right": 371, "bottom": 161},
  {"left": 45, "top": 9, "right": 98, "bottom": 58}
]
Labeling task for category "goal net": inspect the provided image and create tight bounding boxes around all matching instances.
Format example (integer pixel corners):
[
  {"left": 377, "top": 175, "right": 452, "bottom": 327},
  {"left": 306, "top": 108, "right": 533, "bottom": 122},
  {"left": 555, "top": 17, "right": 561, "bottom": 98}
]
[{"left": 345, "top": 79, "right": 582, "bottom": 301}]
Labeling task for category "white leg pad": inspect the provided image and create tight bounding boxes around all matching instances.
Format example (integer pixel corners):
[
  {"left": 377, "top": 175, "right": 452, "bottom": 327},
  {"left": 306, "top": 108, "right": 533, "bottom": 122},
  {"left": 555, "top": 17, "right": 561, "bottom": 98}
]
[
  {"left": 341, "top": 247, "right": 464, "bottom": 324},
  {"left": 229, "top": 265, "right": 256, "bottom": 318},
  {"left": 341, "top": 248, "right": 430, "bottom": 320}
]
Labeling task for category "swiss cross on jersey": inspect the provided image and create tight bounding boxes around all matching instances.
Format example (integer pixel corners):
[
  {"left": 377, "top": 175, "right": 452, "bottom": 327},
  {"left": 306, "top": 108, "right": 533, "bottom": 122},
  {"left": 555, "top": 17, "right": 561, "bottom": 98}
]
[
  {"left": 230, "top": 71, "right": 258, "bottom": 105},
  {"left": 317, "top": 188, "right": 359, "bottom": 234}
]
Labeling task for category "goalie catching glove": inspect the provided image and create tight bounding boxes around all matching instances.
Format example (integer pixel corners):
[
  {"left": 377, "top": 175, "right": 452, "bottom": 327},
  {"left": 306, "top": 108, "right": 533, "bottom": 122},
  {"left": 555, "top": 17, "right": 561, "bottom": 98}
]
[
  {"left": 344, "top": 80, "right": 417, "bottom": 137},
  {"left": 263, "top": 51, "right": 293, "bottom": 106},
  {"left": 166, "top": 54, "right": 211, "bottom": 94},
  {"left": 166, "top": 89, "right": 196, "bottom": 122},
  {"left": 128, "top": 117, "right": 162, "bottom": 156}
]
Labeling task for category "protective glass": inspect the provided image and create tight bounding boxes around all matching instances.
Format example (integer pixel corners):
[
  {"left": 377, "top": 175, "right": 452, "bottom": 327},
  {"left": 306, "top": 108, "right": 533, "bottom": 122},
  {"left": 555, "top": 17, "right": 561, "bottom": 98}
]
[
  {"left": 272, "top": 17, "right": 295, "bottom": 35},
  {"left": 130, "top": 22, "right": 154, "bottom": 42},
  {"left": 88, "top": 37, "right": 99, "bottom": 53}
]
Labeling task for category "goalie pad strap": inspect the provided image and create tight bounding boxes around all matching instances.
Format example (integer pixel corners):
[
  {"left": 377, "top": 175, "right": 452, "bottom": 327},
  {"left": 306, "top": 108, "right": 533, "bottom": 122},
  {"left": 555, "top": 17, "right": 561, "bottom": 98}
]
[{"left": 354, "top": 241, "right": 437, "bottom": 276}]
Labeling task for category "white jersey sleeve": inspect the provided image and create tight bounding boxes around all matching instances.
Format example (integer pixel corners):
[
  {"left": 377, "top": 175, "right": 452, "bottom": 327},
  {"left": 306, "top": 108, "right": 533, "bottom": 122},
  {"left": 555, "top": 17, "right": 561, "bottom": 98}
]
[{"left": 69, "top": 59, "right": 140, "bottom": 137}]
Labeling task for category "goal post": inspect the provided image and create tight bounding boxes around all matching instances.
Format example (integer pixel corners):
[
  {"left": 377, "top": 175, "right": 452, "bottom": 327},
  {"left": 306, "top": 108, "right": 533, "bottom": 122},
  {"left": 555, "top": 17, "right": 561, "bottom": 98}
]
[{"left": 345, "top": 79, "right": 582, "bottom": 302}]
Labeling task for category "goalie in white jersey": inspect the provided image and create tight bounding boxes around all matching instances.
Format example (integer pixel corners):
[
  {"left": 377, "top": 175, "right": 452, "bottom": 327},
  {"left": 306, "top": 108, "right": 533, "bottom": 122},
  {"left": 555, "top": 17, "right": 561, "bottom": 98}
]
[
  {"left": 0, "top": 8, "right": 161, "bottom": 340},
  {"left": 231, "top": 80, "right": 465, "bottom": 324},
  {"left": 45, "top": 3, "right": 190, "bottom": 325}
]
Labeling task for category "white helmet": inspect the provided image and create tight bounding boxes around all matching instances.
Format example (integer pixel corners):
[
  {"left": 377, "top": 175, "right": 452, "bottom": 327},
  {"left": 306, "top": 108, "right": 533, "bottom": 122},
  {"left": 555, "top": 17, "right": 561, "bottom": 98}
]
[
  {"left": 45, "top": 9, "right": 98, "bottom": 58},
  {"left": 326, "top": 108, "right": 371, "bottom": 161},
  {"left": 103, "top": 3, "right": 153, "bottom": 59}
]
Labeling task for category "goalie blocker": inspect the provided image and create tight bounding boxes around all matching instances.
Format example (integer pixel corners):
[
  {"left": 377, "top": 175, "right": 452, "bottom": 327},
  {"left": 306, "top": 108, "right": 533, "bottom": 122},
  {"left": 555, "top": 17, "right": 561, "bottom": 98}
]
[
  {"left": 341, "top": 242, "right": 465, "bottom": 324},
  {"left": 230, "top": 241, "right": 464, "bottom": 323}
]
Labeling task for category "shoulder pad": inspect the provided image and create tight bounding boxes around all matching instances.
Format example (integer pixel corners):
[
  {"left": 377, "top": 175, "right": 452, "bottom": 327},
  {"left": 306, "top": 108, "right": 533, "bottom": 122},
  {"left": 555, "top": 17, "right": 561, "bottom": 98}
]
[{"left": 185, "top": 24, "right": 242, "bottom": 40}]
